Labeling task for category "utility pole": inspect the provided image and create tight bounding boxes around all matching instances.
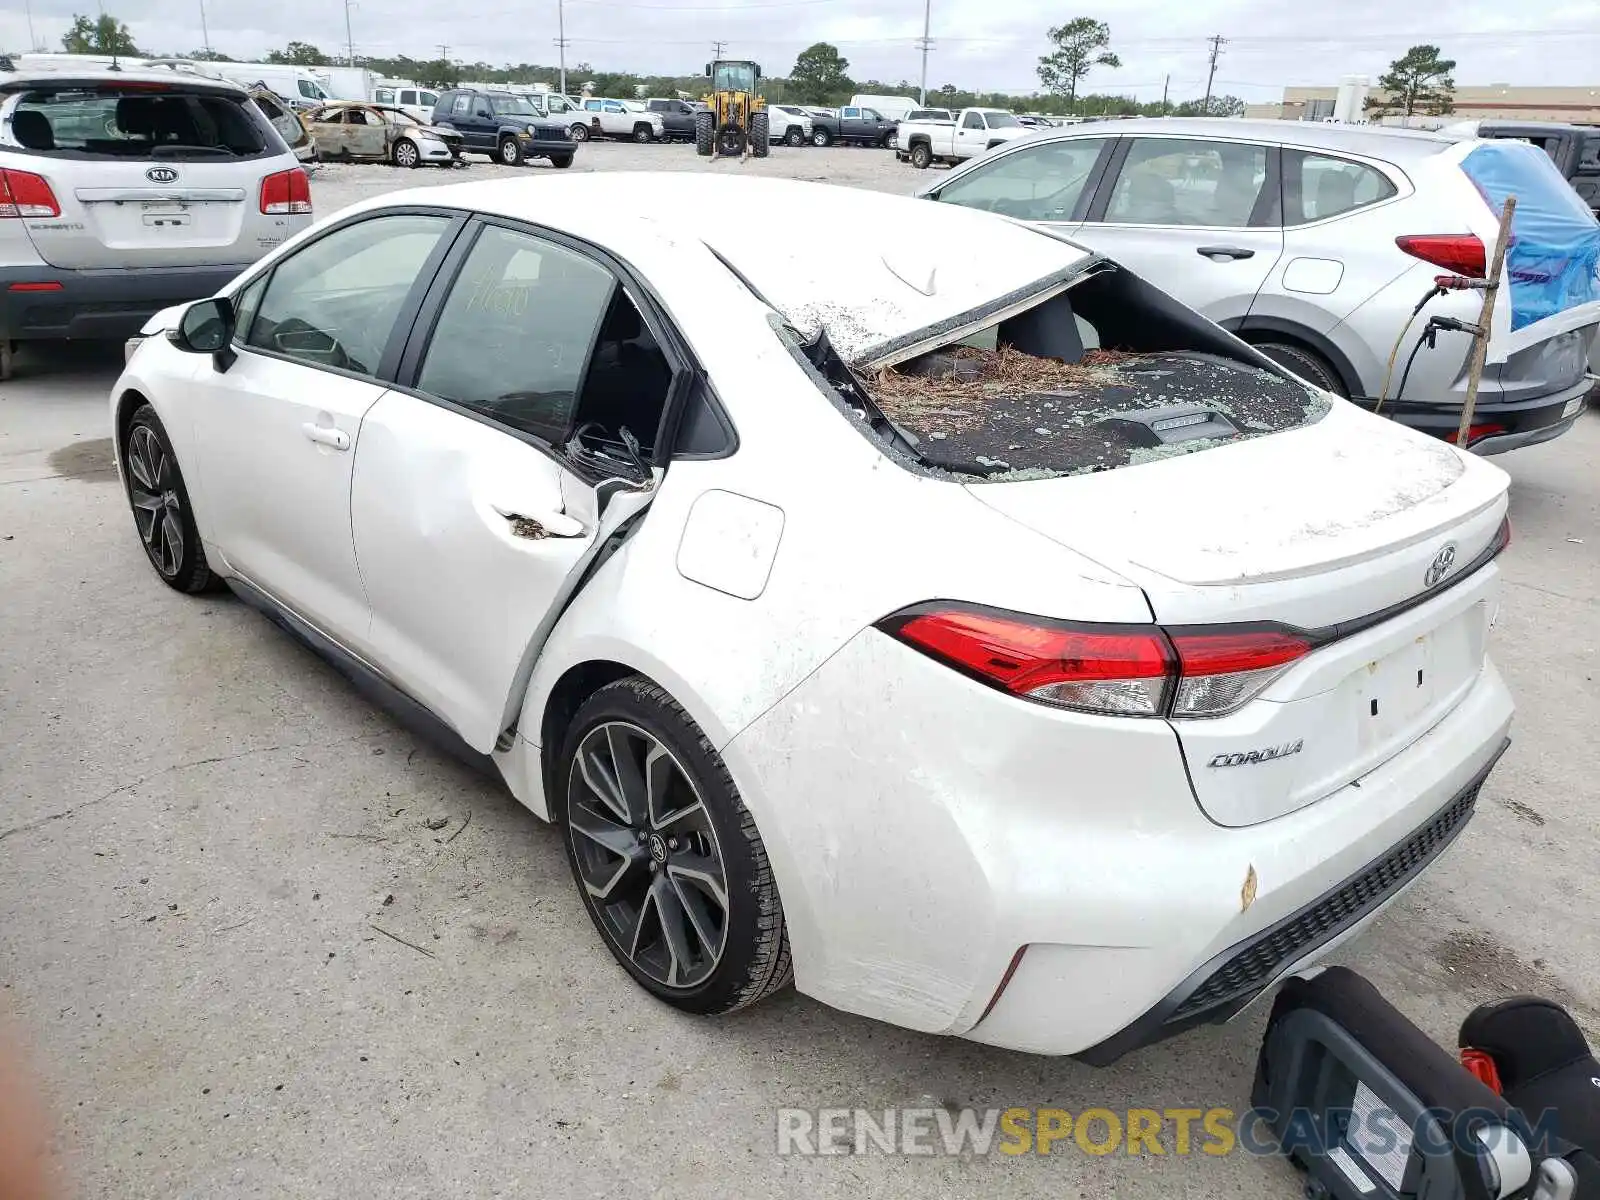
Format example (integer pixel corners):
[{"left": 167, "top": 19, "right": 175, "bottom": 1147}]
[
  {"left": 555, "top": 0, "right": 568, "bottom": 96},
  {"left": 711, "top": 39, "right": 728, "bottom": 59},
  {"left": 197, "top": 0, "right": 211, "bottom": 57},
  {"left": 343, "top": 0, "right": 356, "bottom": 67},
  {"left": 1160, "top": 73, "right": 1169, "bottom": 115},
  {"left": 916, "top": 0, "right": 932, "bottom": 105},
  {"left": 1203, "top": 34, "right": 1226, "bottom": 115},
  {"left": 25, "top": 0, "right": 38, "bottom": 52}
]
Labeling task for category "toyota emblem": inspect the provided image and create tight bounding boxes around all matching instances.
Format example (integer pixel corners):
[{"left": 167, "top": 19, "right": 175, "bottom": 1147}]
[
  {"left": 1425, "top": 543, "right": 1458, "bottom": 588},
  {"left": 145, "top": 166, "right": 179, "bottom": 183}
]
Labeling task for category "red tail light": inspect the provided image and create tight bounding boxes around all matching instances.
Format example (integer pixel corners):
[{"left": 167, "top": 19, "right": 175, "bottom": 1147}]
[
  {"left": 1395, "top": 234, "right": 1486, "bottom": 278},
  {"left": 259, "top": 168, "right": 312, "bottom": 215},
  {"left": 879, "top": 605, "right": 1318, "bottom": 719},
  {"left": 0, "top": 169, "right": 61, "bottom": 219},
  {"left": 1451, "top": 422, "right": 1507, "bottom": 447}
]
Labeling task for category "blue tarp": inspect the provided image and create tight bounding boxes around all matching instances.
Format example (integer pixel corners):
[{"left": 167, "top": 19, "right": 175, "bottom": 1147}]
[{"left": 1460, "top": 142, "right": 1600, "bottom": 332}]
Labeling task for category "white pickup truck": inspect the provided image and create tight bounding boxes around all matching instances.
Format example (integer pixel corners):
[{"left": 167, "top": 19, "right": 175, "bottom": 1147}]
[
  {"left": 897, "top": 107, "right": 1031, "bottom": 169},
  {"left": 573, "top": 97, "right": 666, "bottom": 142}
]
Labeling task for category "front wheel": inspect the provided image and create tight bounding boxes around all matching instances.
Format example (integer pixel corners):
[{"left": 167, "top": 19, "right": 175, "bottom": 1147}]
[
  {"left": 570, "top": 122, "right": 591, "bottom": 142},
  {"left": 694, "top": 112, "right": 715, "bottom": 157},
  {"left": 910, "top": 143, "right": 932, "bottom": 169},
  {"left": 549, "top": 153, "right": 574, "bottom": 169},
  {"left": 749, "top": 112, "right": 769, "bottom": 159},
  {"left": 811, "top": 128, "right": 831, "bottom": 147},
  {"left": 392, "top": 138, "right": 420, "bottom": 168},
  {"left": 784, "top": 127, "right": 804, "bottom": 147},
  {"left": 881, "top": 131, "right": 896, "bottom": 149},
  {"left": 633, "top": 123, "right": 655, "bottom": 143},
  {"left": 498, "top": 137, "right": 524, "bottom": 166},
  {"left": 122, "top": 404, "right": 220, "bottom": 594},
  {"left": 557, "top": 678, "right": 792, "bottom": 1015}
]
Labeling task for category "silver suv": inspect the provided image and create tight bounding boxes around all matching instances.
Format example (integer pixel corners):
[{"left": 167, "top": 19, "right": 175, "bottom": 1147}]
[
  {"left": 919, "top": 118, "right": 1600, "bottom": 454},
  {"left": 0, "top": 70, "right": 312, "bottom": 379}
]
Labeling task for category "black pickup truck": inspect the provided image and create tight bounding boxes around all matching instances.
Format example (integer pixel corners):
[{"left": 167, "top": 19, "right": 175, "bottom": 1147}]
[
  {"left": 645, "top": 98, "right": 698, "bottom": 142},
  {"left": 1470, "top": 121, "right": 1600, "bottom": 215}
]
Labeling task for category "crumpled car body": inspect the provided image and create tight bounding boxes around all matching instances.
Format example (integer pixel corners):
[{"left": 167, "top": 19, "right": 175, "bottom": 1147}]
[{"left": 305, "top": 102, "right": 462, "bottom": 167}]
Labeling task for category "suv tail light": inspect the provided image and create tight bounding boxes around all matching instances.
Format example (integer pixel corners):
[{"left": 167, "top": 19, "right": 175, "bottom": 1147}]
[
  {"left": 878, "top": 604, "right": 1317, "bottom": 719},
  {"left": 1395, "top": 233, "right": 1486, "bottom": 278},
  {"left": 259, "top": 168, "right": 312, "bottom": 215},
  {"left": 0, "top": 169, "right": 61, "bottom": 219}
]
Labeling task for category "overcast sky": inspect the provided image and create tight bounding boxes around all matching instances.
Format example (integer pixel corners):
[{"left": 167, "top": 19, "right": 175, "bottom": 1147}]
[{"left": 4, "top": 0, "right": 1598, "bottom": 101}]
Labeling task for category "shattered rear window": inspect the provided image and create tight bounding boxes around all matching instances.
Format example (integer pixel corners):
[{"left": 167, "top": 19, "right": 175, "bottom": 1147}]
[{"left": 801, "top": 261, "right": 1330, "bottom": 481}]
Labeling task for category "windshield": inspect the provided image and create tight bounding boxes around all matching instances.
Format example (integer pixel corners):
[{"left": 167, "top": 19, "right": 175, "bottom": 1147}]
[
  {"left": 387, "top": 109, "right": 422, "bottom": 126},
  {"left": 983, "top": 111, "right": 1021, "bottom": 128},
  {"left": 711, "top": 62, "right": 757, "bottom": 93},
  {"left": 3, "top": 85, "right": 276, "bottom": 160},
  {"left": 489, "top": 94, "right": 538, "bottom": 116}
]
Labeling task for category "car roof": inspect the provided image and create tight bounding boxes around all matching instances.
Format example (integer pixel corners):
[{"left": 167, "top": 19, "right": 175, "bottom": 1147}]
[
  {"left": 358, "top": 172, "right": 1092, "bottom": 360},
  {"left": 1034, "top": 116, "right": 1456, "bottom": 160},
  {"left": 0, "top": 69, "right": 246, "bottom": 95}
]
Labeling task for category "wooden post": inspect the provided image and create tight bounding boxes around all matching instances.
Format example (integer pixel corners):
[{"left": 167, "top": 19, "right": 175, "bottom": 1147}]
[{"left": 1457, "top": 196, "right": 1516, "bottom": 450}]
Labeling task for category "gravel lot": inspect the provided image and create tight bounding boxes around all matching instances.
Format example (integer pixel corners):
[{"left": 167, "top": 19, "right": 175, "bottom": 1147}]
[{"left": 2, "top": 141, "right": 1598, "bottom": 1200}]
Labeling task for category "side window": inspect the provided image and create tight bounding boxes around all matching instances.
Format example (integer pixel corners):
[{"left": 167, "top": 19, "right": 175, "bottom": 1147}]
[
  {"left": 1106, "top": 138, "right": 1267, "bottom": 227},
  {"left": 420, "top": 91, "right": 438, "bottom": 107},
  {"left": 605, "top": 101, "right": 624, "bottom": 113},
  {"left": 1289, "top": 153, "right": 1397, "bottom": 224},
  {"left": 398, "top": 89, "right": 416, "bottom": 105},
  {"left": 375, "top": 88, "right": 395, "bottom": 104},
  {"left": 961, "top": 112, "right": 984, "bottom": 130},
  {"left": 415, "top": 226, "right": 674, "bottom": 452},
  {"left": 1578, "top": 136, "right": 1600, "bottom": 173},
  {"left": 297, "top": 79, "right": 318, "bottom": 99},
  {"left": 246, "top": 215, "right": 451, "bottom": 377},
  {"left": 865, "top": 109, "right": 882, "bottom": 120},
  {"left": 936, "top": 139, "right": 1107, "bottom": 222},
  {"left": 585, "top": 100, "right": 602, "bottom": 111},
  {"left": 231, "top": 273, "right": 268, "bottom": 345},
  {"left": 451, "top": 94, "right": 470, "bottom": 116}
]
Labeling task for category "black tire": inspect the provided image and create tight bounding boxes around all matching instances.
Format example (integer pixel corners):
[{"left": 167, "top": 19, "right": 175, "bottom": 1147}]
[
  {"left": 881, "top": 131, "right": 896, "bottom": 149},
  {"left": 811, "top": 128, "right": 831, "bottom": 147},
  {"left": 910, "top": 142, "right": 932, "bottom": 169},
  {"left": 632, "top": 123, "right": 654, "bottom": 143},
  {"left": 569, "top": 122, "right": 591, "bottom": 142},
  {"left": 694, "top": 111, "right": 714, "bottom": 157},
  {"left": 1255, "top": 341, "right": 1348, "bottom": 397},
  {"left": 783, "top": 126, "right": 804, "bottom": 147},
  {"left": 556, "top": 677, "right": 792, "bottom": 1015},
  {"left": 549, "top": 153, "right": 574, "bottom": 169},
  {"left": 121, "top": 404, "right": 220, "bottom": 595},
  {"left": 498, "top": 136, "right": 524, "bottom": 166},
  {"left": 392, "top": 138, "right": 420, "bottom": 168},
  {"left": 750, "top": 112, "right": 769, "bottom": 159}
]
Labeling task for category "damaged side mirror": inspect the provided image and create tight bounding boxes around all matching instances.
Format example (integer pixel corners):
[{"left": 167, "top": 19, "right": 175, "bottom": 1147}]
[{"left": 169, "top": 297, "right": 236, "bottom": 371}]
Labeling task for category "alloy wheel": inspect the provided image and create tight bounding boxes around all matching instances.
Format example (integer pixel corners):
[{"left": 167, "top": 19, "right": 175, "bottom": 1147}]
[
  {"left": 566, "top": 721, "right": 729, "bottom": 989},
  {"left": 126, "top": 424, "right": 184, "bottom": 578},
  {"left": 395, "top": 140, "right": 418, "bottom": 167}
]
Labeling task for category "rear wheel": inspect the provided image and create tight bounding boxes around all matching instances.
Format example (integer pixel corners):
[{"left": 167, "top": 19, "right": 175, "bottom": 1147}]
[
  {"left": 392, "top": 138, "right": 420, "bottom": 168},
  {"left": 783, "top": 126, "right": 804, "bottom": 147},
  {"left": 498, "top": 136, "right": 524, "bottom": 166},
  {"left": 910, "top": 142, "right": 932, "bottom": 169},
  {"left": 750, "top": 113, "right": 770, "bottom": 158},
  {"left": 557, "top": 678, "right": 791, "bottom": 1015},
  {"left": 122, "top": 404, "right": 219, "bottom": 595},
  {"left": 1255, "top": 341, "right": 1348, "bottom": 397},
  {"left": 811, "top": 128, "right": 831, "bottom": 147},
  {"left": 569, "top": 122, "right": 591, "bottom": 142},
  {"left": 694, "top": 111, "right": 714, "bottom": 157}
]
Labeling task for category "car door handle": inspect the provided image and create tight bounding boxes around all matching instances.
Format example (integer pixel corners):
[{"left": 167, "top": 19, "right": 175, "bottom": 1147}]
[
  {"left": 301, "top": 422, "right": 351, "bottom": 451},
  {"left": 1197, "top": 245, "right": 1256, "bottom": 260}
]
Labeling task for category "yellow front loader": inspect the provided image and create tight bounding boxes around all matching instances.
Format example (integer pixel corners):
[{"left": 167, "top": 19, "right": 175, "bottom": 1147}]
[{"left": 695, "top": 59, "right": 769, "bottom": 159}]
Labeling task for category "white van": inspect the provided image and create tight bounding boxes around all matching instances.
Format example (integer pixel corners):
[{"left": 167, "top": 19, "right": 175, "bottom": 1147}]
[
  {"left": 207, "top": 63, "right": 331, "bottom": 110},
  {"left": 849, "top": 94, "right": 919, "bottom": 122}
]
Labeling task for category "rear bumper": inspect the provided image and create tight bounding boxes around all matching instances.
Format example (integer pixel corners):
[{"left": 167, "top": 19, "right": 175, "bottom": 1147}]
[
  {"left": 1354, "top": 372, "right": 1594, "bottom": 454},
  {"left": 0, "top": 263, "right": 248, "bottom": 342},
  {"left": 724, "top": 626, "right": 1515, "bottom": 1059}
]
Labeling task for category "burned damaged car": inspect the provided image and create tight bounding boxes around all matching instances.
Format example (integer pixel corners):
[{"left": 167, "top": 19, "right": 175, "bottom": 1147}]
[
  {"left": 304, "top": 102, "right": 463, "bottom": 167},
  {"left": 111, "top": 174, "right": 1512, "bottom": 1062}
]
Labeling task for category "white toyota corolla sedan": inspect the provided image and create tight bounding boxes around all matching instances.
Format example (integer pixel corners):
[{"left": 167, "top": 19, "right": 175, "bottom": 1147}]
[{"left": 111, "top": 173, "right": 1514, "bottom": 1062}]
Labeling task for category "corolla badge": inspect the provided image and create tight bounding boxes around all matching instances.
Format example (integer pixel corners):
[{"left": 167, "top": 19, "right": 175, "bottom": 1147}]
[
  {"left": 145, "top": 166, "right": 179, "bottom": 183},
  {"left": 1208, "top": 740, "right": 1304, "bottom": 768},
  {"left": 1425, "top": 543, "right": 1458, "bottom": 588}
]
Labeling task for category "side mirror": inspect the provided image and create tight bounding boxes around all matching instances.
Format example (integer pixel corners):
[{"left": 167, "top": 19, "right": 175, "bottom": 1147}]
[
  {"left": 171, "top": 297, "right": 233, "bottom": 354},
  {"left": 703, "top": 62, "right": 711, "bottom": 77}
]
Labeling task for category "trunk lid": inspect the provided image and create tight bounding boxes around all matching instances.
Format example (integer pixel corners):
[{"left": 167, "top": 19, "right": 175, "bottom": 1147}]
[{"left": 967, "top": 401, "right": 1510, "bottom": 826}]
